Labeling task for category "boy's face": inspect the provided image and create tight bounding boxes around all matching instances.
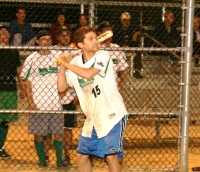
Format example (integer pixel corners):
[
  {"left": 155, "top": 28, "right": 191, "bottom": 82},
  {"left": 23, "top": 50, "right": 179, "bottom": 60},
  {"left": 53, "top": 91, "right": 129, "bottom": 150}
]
[
  {"left": 0, "top": 28, "right": 10, "bottom": 44},
  {"left": 194, "top": 17, "right": 200, "bottom": 31},
  {"left": 79, "top": 16, "right": 88, "bottom": 26},
  {"left": 164, "top": 12, "right": 174, "bottom": 26},
  {"left": 36, "top": 35, "right": 52, "bottom": 46},
  {"left": 57, "top": 15, "right": 65, "bottom": 23},
  {"left": 16, "top": 9, "right": 26, "bottom": 22},
  {"left": 79, "top": 31, "right": 99, "bottom": 52},
  {"left": 57, "top": 31, "right": 70, "bottom": 46},
  {"left": 121, "top": 19, "right": 130, "bottom": 29}
]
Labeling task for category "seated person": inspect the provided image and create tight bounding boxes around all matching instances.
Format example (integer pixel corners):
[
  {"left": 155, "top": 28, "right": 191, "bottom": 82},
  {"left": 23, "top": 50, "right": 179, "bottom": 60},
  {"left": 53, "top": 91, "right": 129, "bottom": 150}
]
[
  {"left": 73, "top": 13, "right": 89, "bottom": 32},
  {"left": 154, "top": 10, "right": 181, "bottom": 63},
  {"left": 56, "top": 27, "right": 75, "bottom": 47},
  {"left": 50, "top": 12, "right": 72, "bottom": 45},
  {"left": 9, "top": 7, "right": 35, "bottom": 46},
  {"left": 113, "top": 11, "right": 142, "bottom": 79}
]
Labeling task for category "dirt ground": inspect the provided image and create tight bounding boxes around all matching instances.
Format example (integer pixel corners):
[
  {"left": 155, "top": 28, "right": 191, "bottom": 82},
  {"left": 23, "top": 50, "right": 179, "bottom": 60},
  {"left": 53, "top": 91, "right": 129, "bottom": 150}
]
[
  {"left": 0, "top": 120, "right": 199, "bottom": 172},
  {"left": 1, "top": 153, "right": 200, "bottom": 172}
]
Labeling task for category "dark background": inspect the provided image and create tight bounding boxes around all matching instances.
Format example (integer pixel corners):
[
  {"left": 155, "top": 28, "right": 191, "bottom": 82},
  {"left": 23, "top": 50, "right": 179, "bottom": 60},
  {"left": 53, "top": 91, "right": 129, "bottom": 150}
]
[{"left": 0, "top": 0, "right": 198, "bottom": 47}]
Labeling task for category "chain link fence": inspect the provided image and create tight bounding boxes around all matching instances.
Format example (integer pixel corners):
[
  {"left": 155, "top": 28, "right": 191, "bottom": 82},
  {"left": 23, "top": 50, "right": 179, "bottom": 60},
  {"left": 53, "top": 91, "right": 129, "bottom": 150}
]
[{"left": 0, "top": 0, "right": 199, "bottom": 171}]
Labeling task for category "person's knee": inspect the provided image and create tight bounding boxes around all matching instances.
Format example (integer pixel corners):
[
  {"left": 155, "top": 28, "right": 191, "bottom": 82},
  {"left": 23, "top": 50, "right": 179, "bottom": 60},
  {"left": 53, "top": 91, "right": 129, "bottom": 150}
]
[
  {"left": 54, "top": 134, "right": 63, "bottom": 141},
  {"left": 106, "top": 154, "right": 118, "bottom": 164},
  {"left": 76, "top": 153, "right": 85, "bottom": 161},
  {"left": 76, "top": 153, "right": 89, "bottom": 163}
]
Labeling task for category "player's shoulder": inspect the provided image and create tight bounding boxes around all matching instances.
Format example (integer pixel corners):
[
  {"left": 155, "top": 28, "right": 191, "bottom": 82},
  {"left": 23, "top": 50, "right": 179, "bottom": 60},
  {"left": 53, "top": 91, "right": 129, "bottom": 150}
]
[
  {"left": 96, "top": 50, "right": 110, "bottom": 57},
  {"left": 26, "top": 51, "right": 38, "bottom": 61},
  {"left": 70, "top": 53, "right": 82, "bottom": 65},
  {"left": 93, "top": 50, "right": 111, "bottom": 65}
]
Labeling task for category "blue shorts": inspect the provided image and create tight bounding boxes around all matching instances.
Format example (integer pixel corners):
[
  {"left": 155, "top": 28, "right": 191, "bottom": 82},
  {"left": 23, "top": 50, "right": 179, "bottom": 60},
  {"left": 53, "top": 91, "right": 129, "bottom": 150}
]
[{"left": 77, "top": 115, "right": 128, "bottom": 159}]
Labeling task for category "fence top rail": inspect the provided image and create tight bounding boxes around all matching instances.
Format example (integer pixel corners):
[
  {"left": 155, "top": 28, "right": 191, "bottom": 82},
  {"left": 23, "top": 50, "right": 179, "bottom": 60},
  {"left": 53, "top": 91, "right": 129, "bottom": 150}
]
[
  {"left": 0, "top": 0, "right": 87, "bottom": 4},
  {"left": 0, "top": 0, "right": 183, "bottom": 7},
  {"left": 0, "top": 46, "right": 182, "bottom": 52},
  {"left": 1, "top": 0, "right": 200, "bottom": 8},
  {"left": 0, "top": 110, "right": 180, "bottom": 116},
  {"left": 96, "top": 1, "right": 182, "bottom": 7}
]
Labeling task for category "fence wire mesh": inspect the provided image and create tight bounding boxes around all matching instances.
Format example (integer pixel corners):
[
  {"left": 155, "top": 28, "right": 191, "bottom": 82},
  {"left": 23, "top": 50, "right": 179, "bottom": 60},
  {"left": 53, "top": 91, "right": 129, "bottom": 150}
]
[{"left": 0, "top": 0, "right": 199, "bottom": 171}]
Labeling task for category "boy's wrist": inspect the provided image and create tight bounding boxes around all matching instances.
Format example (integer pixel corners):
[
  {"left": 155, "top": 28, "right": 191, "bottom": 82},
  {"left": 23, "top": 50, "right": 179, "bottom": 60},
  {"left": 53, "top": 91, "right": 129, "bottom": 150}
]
[{"left": 64, "top": 62, "right": 69, "bottom": 69}]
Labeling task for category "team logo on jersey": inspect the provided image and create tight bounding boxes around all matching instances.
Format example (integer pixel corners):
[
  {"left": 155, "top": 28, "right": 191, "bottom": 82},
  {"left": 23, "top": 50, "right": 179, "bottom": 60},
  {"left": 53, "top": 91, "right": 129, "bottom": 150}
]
[
  {"left": 78, "top": 77, "right": 94, "bottom": 88},
  {"left": 39, "top": 66, "right": 58, "bottom": 76},
  {"left": 97, "top": 62, "right": 104, "bottom": 67}
]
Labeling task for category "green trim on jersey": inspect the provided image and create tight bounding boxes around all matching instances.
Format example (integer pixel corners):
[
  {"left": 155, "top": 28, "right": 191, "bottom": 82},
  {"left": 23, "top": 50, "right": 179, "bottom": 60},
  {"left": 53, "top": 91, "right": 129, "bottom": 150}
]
[
  {"left": 98, "top": 57, "right": 110, "bottom": 78},
  {"left": 77, "top": 58, "right": 110, "bottom": 88},
  {"left": 78, "top": 77, "right": 94, "bottom": 88},
  {"left": 24, "top": 62, "right": 33, "bottom": 81},
  {"left": 77, "top": 62, "right": 95, "bottom": 88}
]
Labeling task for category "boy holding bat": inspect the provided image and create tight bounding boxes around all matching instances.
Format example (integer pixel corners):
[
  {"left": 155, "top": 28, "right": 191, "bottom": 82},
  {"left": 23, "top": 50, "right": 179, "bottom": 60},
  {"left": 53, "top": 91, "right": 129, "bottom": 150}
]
[{"left": 57, "top": 26, "right": 128, "bottom": 172}]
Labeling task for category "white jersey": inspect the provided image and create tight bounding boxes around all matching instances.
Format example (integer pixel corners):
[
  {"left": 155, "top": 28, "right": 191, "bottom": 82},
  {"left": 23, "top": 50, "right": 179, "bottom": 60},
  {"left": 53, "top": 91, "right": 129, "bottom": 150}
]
[
  {"left": 66, "top": 50, "right": 127, "bottom": 138},
  {"left": 21, "top": 50, "right": 63, "bottom": 110}
]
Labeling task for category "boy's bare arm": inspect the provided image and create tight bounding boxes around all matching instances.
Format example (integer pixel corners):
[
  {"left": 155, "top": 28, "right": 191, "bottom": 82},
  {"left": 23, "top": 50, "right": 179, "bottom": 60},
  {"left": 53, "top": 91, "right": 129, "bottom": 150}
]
[
  {"left": 64, "top": 63, "right": 99, "bottom": 80},
  {"left": 17, "top": 66, "right": 26, "bottom": 99},
  {"left": 57, "top": 65, "right": 69, "bottom": 93},
  {"left": 58, "top": 52, "right": 100, "bottom": 80},
  {"left": 24, "top": 80, "right": 37, "bottom": 110}
]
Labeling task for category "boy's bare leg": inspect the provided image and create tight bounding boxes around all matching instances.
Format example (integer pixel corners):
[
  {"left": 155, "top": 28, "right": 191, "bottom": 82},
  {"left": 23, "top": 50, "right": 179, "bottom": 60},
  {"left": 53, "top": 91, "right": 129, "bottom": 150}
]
[
  {"left": 44, "top": 135, "right": 52, "bottom": 161},
  {"left": 63, "top": 128, "right": 72, "bottom": 158},
  {"left": 77, "top": 153, "right": 92, "bottom": 172},
  {"left": 106, "top": 154, "right": 121, "bottom": 172}
]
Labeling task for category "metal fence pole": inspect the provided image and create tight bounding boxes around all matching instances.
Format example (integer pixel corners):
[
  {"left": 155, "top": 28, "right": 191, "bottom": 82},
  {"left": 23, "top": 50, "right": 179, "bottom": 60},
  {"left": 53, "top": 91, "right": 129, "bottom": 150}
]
[
  {"left": 180, "top": 0, "right": 194, "bottom": 171},
  {"left": 89, "top": 0, "right": 95, "bottom": 27},
  {"left": 80, "top": 3, "right": 85, "bottom": 14}
]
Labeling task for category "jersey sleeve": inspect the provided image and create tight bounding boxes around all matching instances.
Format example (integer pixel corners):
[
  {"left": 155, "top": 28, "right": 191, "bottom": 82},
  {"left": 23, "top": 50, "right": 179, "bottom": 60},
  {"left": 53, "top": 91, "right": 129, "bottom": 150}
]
[{"left": 94, "top": 50, "right": 111, "bottom": 77}]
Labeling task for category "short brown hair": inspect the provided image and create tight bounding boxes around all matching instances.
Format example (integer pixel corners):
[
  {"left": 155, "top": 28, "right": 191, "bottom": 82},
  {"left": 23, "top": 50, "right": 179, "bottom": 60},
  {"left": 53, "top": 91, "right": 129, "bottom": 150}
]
[{"left": 74, "top": 26, "right": 96, "bottom": 44}]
